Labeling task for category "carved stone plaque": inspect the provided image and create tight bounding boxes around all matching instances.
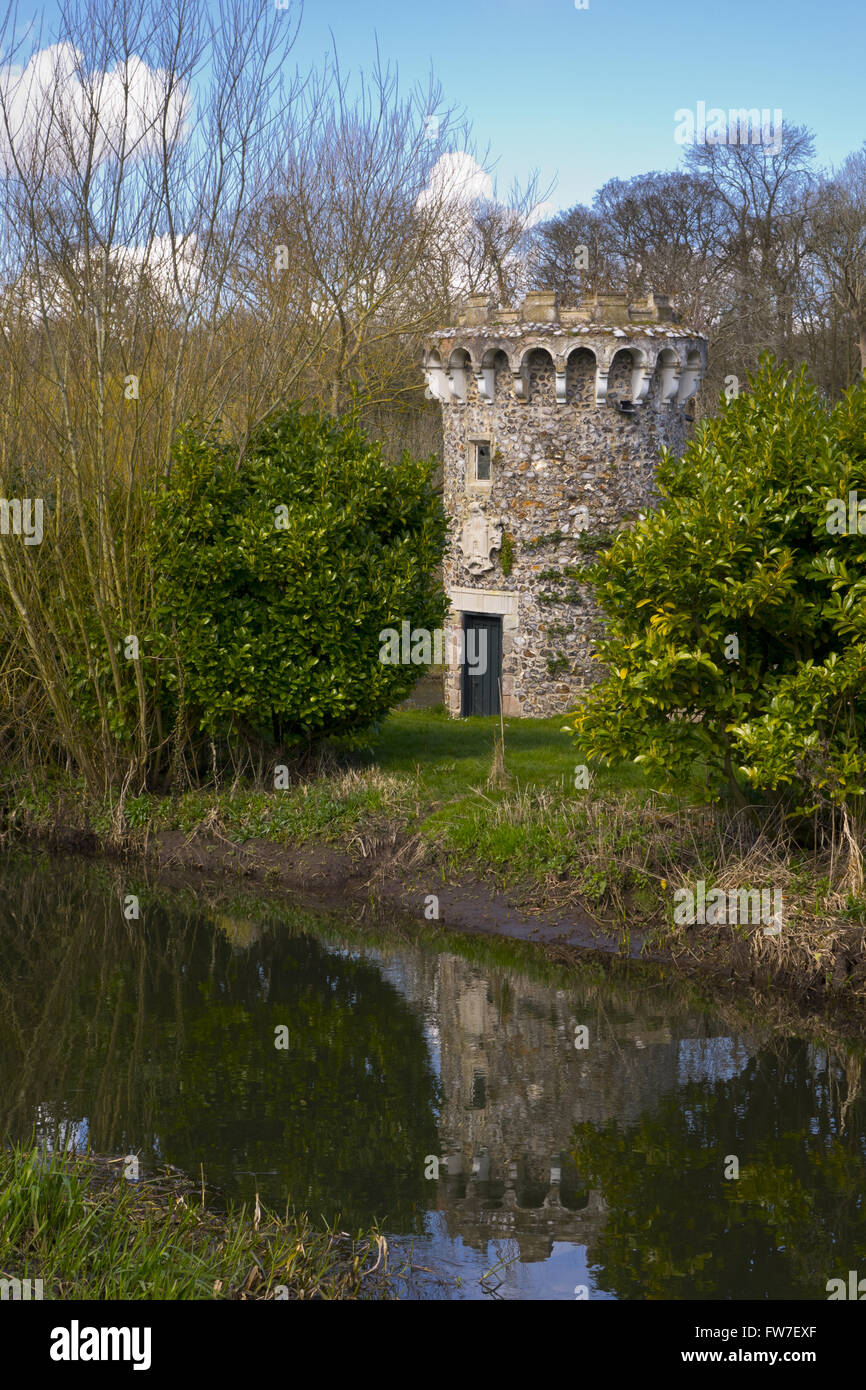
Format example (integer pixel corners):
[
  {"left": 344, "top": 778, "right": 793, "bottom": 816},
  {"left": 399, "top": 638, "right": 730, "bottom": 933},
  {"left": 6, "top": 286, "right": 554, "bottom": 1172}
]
[{"left": 457, "top": 503, "right": 503, "bottom": 575}]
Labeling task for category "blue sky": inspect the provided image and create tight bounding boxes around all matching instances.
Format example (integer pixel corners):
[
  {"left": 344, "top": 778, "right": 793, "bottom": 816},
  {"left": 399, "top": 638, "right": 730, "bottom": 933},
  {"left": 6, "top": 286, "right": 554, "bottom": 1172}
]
[
  {"left": 11, "top": 0, "right": 866, "bottom": 212},
  {"left": 291, "top": 0, "right": 865, "bottom": 209}
]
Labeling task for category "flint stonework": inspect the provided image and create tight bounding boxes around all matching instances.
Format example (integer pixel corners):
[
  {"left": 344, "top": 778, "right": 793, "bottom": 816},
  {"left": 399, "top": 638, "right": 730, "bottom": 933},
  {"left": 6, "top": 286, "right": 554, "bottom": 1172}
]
[{"left": 424, "top": 291, "right": 707, "bottom": 717}]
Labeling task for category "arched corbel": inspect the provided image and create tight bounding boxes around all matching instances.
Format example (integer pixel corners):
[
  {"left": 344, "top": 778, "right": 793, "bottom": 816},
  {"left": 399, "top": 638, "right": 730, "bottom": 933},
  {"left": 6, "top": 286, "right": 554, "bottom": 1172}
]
[
  {"left": 656, "top": 350, "right": 681, "bottom": 405},
  {"left": 630, "top": 351, "right": 653, "bottom": 406},
  {"left": 595, "top": 362, "right": 611, "bottom": 407},
  {"left": 475, "top": 366, "right": 495, "bottom": 402},
  {"left": 676, "top": 348, "right": 704, "bottom": 404},
  {"left": 424, "top": 360, "right": 451, "bottom": 402},
  {"left": 447, "top": 367, "right": 467, "bottom": 402}
]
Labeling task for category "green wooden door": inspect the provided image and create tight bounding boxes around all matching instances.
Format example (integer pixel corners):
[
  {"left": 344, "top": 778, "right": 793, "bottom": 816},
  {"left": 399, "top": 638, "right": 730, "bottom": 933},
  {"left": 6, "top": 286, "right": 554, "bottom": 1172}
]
[{"left": 461, "top": 613, "right": 502, "bottom": 716}]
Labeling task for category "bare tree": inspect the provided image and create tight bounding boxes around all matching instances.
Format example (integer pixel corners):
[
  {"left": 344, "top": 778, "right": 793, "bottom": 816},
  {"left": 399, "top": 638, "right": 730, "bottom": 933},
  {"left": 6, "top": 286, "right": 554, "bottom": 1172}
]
[
  {"left": 526, "top": 202, "right": 621, "bottom": 302},
  {"left": 252, "top": 49, "right": 478, "bottom": 418},
  {"left": 685, "top": 124, "right": 816, "bottom": 365},
  {"left": 807, "top": 146, "right": 866, "bottom": 375},
  {"left": 0, "top": 0, "right": 316, "bottom": 788},
  {"left": 592, "top": 171, "right": 726, "bottom": 323},
  {"left": 450, "top": 172, "right": 549, "bottom": 308}
]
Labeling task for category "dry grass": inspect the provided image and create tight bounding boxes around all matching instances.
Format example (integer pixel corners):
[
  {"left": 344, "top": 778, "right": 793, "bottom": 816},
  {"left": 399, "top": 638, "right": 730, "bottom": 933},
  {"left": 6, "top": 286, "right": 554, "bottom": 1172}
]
[{"left": 0, "top": 1146, "right": 399, "bottom": 1300}]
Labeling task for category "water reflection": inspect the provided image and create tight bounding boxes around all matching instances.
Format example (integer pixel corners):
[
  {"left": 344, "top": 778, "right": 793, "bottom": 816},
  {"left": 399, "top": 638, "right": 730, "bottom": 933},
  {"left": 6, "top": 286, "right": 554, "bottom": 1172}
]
[{"left": 0, "top": 852, "right": 863, "bottom": 1300}]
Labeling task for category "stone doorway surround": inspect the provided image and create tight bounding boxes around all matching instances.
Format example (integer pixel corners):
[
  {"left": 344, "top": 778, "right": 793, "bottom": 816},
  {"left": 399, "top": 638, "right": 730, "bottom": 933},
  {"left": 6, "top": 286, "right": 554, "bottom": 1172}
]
[{"left": 446, "top": 587, "right": 520, "bottom": 716}]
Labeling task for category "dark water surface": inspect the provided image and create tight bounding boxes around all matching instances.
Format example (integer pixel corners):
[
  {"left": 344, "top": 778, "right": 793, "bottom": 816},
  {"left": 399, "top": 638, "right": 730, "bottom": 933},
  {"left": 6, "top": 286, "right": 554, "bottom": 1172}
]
[{"left": 1, "top": 852, "right": 864, "bottom": 1300}]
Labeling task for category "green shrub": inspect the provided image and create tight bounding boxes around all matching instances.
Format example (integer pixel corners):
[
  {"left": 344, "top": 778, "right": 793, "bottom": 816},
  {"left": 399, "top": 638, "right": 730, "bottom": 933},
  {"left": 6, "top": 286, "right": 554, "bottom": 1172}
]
[
  {"left": 569, "top": 357, "right": 866, "bottom": 812},
  {"left": 148, "top": 408, "right": 447, "bottom": 746}
]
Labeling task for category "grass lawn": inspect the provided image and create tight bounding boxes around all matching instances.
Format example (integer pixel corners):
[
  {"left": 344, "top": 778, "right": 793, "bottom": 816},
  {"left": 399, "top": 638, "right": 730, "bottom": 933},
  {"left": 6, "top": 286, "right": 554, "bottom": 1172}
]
[
  {"left": 104, "top": 708, "right": 668, "bottom": 855},
  {"left": 343, "top": 709, "right": 704, "bottom": 896},
  {"left": 362, "top": 708, "right": 655, "bottom": 804}
]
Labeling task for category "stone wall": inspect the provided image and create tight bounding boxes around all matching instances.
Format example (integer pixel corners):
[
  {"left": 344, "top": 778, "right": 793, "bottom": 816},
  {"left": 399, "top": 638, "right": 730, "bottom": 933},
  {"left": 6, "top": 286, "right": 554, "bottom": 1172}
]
[
  {"left": 440, "top": 374, "right": 692, "bottom": 717},
  {"left": 428, "top": 293, "right": 707, "bottom": 717}
]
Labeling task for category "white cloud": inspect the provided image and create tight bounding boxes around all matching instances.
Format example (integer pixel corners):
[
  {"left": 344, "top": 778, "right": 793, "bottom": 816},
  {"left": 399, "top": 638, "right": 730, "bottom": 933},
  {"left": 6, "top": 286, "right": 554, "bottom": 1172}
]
[
  {"left": 0, "top": 41, "right": 189, "bottom": 175},
  {"left": 524, "top": 199, "right": 553, "bottom": 229},
  {"left": 9, "top": 234, "right": 202, "bottom": 324},
  {"left": 417, "top": 152, "right": 494, "bottom": 210},
  {"left": 114, "top": 234, "right": 201, "bottom": 302}
]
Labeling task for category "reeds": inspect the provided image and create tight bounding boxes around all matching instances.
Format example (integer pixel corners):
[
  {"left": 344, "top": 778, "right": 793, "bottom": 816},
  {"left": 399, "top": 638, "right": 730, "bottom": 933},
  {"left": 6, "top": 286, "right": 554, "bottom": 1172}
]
[{"left": 0, "top": 1145, "right": 396, "bottom": 1300}]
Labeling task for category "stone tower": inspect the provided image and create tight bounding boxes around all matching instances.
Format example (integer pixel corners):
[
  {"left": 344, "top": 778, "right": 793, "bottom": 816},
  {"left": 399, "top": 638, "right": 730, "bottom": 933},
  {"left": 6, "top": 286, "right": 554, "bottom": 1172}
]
[{"left": 423, "top": 289, "right": 707, "bottom": 717}]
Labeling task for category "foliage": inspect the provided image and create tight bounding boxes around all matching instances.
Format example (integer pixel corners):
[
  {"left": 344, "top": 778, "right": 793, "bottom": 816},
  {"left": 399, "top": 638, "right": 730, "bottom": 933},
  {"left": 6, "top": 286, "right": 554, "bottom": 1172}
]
[
  {"left": 499, "top": 530, "right": 514, "bottom": 576},
  {"left": 570, "top": 1043, "right": 866, "bottom": 1300},
  {"left": 148, "top": 409, "right": 447, "bottom": 747},
  {"left": 546, "top": 653, "right": 569, "bottom": 676},
  {"left": 524, "top": 529, "right": 567, "bottom": 550},
  {"left": 568, "top": 358, "right": 866, "bottom": 812},
  {"left": 538, "top": 586, "right": 583, "bottom": 605}
]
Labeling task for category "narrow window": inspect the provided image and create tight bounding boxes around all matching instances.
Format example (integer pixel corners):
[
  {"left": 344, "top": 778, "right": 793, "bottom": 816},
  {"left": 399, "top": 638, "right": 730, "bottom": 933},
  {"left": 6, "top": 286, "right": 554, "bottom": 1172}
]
[
  {"left": 473, "top": 440, "right": 491, "bottom": 482},
  {"left": 469, "top": 1070, "right": 487, "bottom": 1109}
]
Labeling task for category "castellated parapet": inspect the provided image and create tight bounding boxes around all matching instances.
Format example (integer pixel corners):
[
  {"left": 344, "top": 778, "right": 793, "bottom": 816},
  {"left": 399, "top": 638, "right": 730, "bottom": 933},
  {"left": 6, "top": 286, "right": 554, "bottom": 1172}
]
[{"left": 423, "top": 290, "right": 708, "bottom": 718}]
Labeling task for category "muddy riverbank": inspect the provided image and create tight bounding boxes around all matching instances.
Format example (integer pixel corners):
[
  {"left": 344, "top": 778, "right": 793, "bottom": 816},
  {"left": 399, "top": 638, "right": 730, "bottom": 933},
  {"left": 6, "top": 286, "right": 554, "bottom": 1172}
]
[{"left": 29, "top": 815, "right": 866, "bottom": 1038}]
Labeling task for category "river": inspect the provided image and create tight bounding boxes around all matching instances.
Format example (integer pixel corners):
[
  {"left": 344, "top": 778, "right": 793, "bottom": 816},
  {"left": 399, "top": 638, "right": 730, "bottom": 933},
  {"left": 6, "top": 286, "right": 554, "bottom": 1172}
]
[{"left": 1, "top": 851, "right": 864, "bottom": 1300}]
